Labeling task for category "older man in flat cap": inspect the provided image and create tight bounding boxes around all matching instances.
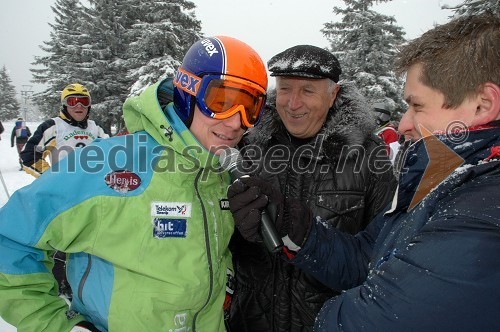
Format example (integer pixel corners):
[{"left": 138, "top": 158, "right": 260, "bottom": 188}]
[{"left": 227, "top": 45, "right": 397, "bottom": 331}]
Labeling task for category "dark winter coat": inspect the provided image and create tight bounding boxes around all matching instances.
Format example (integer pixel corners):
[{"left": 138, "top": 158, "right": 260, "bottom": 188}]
[
  {"left": 10, "top": 122, "right": 31, "bottom": 146},
  {"left": 292, "top": 122, "right": 500, "bottom": 331},
  {"left": 229, "top": 84, "right": 398, "bottom": 332}
]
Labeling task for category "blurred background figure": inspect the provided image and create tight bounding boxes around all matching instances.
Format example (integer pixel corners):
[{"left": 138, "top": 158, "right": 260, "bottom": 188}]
[
  {"left": 10, "top": 118, "right": 31, "bottom": 171},
  {"left": 373, "top": 101, "right": 400, "bottom": 163}
]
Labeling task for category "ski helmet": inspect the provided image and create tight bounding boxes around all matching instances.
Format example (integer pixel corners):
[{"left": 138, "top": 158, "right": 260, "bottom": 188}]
[
  {"left": 173, "top": 36, "right": 268, "bottom": 126},
  {"left": 61, "top": 83, "right": 91, "bottom": 102},
  {"left": 373, "top": 101, "right": 392, "bottom": 127},
  {"left": 60, "top": 83, "right": 92, "bottom": 129}
]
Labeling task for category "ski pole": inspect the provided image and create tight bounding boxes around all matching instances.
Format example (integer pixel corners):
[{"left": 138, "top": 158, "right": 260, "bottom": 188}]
[{"left": 0, "top": 167, "right": 10, "bottom": 199}]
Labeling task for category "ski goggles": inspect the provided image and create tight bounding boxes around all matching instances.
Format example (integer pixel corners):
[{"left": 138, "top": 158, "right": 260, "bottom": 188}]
[
  {"left": 63, "top": 96, "right": 91, "bottom": 107},
  {"left": 174, "top": 68, "right": 267, "bottom": 128}
]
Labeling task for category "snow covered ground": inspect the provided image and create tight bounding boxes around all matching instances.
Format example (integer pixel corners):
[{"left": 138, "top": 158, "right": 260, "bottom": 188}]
[{"left": 0, "top": 120, "right": 40, "bottom": 331}]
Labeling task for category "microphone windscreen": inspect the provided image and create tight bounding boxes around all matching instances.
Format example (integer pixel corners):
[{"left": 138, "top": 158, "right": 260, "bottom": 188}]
[{"left": 219, "top": 147, "right": 242, "bottom": 172}]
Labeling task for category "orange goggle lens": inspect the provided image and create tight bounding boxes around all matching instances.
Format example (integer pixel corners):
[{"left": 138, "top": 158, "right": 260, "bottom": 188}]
[
  {"left": 63, "top": 96, "right": 90, "bottom": 107},
  {"left": 201, "top": 78, "right": 266, "bottom": 128}
]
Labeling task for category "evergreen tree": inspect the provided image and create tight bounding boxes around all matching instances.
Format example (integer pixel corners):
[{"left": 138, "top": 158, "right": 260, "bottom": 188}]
[
  {"left": 30, "top": 0, "right": 202, "bottom": 133},
  {"left": 322, "top": 0, "right": 407, "bottom": 119},
  {"left": 126, "top": 0, "right": 202, "bottom": 95},
  {"left": 0, "top": 66, "right": 21, "bottom": 121},
  {"left": 77, "top": 0, "right": 137, "bottom": 134},
  {"left": 31, "top": 0, "right": 88, "bottom": 119},
  {"left": 445, "top": 0, "right": 499, "bottom": 18}
]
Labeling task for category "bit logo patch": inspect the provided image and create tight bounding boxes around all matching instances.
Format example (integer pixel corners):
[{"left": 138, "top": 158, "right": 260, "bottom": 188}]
[{"left": 153, "top": 218, "right": 187, "bottom": 238}]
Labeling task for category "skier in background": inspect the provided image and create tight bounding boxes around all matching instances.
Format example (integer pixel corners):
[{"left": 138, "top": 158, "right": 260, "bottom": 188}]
[
  {"left": 21, "top": 83, "right": 108, "bottom": 178},
  {"left": 10, "top": 117, "right": 31, "bottom": 171}
]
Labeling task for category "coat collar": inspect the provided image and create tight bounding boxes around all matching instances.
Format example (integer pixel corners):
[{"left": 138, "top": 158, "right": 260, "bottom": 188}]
[{"left": 387, "top": 122, "right": 500, "bottom": 213}]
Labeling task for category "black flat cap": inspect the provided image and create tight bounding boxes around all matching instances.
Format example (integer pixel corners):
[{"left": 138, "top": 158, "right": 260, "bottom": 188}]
[{"left": 268, "top": 45, "right": 342, "bottom": 82}]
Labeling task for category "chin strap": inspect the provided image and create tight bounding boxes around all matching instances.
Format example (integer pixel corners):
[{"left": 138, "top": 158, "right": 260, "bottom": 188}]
[{"left": 60, "top": 108, "right": 89, "bottom": 129}]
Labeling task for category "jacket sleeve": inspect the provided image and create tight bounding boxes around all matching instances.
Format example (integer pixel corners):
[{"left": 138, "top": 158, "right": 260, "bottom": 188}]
[
  {"left": 291, "top": 212, "right": 384, "bottom": 291},
  {"left": 21, "top": 119, "right": 55, "bottom": 175},
  {"left": 313, "top": 213, "right": 500, "bottom": 331},
  {"left": 361, "top": 137, "right": 397, "bottom": 229},
  {"left": 294, "top": 182, "right": 500, "bottom": 331},
  {"left": 0, "top": 164, "right": 100, "bottom": 331}
]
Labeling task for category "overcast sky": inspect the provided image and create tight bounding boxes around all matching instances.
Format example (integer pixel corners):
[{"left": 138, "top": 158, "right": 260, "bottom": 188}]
[{"left": 0, "top": 0, "right": 462, "bottom": 95}]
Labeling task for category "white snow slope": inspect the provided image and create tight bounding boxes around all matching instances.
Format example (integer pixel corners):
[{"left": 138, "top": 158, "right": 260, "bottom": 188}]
[{"left": 0, "top": 120, "right": 40, "bottom": 331}]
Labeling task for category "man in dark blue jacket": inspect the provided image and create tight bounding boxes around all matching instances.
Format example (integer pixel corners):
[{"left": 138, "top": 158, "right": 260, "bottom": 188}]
[{"left": 227, "top": 14, "right": 500, "bottom": 331}]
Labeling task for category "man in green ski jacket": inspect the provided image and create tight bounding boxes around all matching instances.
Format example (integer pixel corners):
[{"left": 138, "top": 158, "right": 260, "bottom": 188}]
[{"left": 0, "top": 36, "right": 268, "bottom": 332}]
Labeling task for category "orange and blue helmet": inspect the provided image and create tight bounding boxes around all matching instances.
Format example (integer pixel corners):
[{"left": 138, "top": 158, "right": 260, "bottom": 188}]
[{"left": 173, "top": 36, "right": 268, "bottom": 128}]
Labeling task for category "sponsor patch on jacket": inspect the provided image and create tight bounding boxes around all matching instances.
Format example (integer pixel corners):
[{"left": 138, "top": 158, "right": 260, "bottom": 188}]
[
  {"left": 153, "top": 218, "right": 187, "bottom": 238},
  {"left": 151, "top": 202, "right": 192, "bottom": 217},
  {"left": 219, "top": 199, "right": 230, "bottom": 210},
  {"left": 105, "top": 170, "right": 141, "bottom": 193}
]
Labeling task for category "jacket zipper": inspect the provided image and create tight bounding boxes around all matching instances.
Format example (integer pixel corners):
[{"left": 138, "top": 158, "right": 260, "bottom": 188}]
[
  {"left": 78, "top": 254, "right": 92, "bottom": 305},
  {"left": 192, "top": 168, "right": 214, "bottom": 331}
]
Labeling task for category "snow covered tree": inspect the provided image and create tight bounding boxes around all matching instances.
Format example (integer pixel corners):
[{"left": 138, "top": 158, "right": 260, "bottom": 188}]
[
  {"left": 0, "top": 66, "right": 21, "bottom": 121},
  {"left": 31, "top": 0, "right": 88, "bottom": 118},
  {"left": 445, "top": 0, "right": 499, "bottom": 18},
  {"left": 322, "top": 0, "right": 407, "bottom": 119},
  {"left": 126, "top": 0, "right": 202, "bottom": 95},
  {"left": 30, "top": 0, "right": 201, "bottom": 133}
]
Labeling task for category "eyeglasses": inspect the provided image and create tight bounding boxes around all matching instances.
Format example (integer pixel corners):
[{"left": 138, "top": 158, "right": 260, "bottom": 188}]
[
  {"left": 63, "top": 96, "right": 91, "bottom": 107},
  {"left": 174, "top": 68, "right": 267, "bottom": 128}
]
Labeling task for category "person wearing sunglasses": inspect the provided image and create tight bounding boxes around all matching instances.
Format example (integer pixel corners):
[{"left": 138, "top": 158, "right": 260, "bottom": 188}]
[
  {"left": 0, "top": 36, "right": 267, "bottom": 332},
  {"left": 21, "top": 83, "right": 109, "bottom": 178},
  {"left": 226, "top": 45, "right": 397, "bottom": 332}
]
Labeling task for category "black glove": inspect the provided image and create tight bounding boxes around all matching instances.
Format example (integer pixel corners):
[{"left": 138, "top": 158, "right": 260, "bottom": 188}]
[
  {"left": 228, "top": 176, "right": 284, "bottom": 242},
  {"left": 282, "top": 198, "right": 312, "bottom": 249},
  {"left": 227, "top": 177, "right": 312, "bottom": 248}
]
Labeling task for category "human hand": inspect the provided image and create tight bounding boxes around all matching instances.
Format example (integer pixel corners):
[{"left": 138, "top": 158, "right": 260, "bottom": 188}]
[
  {"left": 281, "top": 198, "right": 312, "bottom": 250},
  {"left": 227, "top": 177, "right": 312, "bottom": 250},
  {"left": 227, "top": 177, "right": 284, "bottom": 242}
]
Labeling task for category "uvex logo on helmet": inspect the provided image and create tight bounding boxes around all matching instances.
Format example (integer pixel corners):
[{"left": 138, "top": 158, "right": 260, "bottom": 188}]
[
  {"left": 200, "top": 38, "right": 219, "bottom": 57},
  {"left": 173, "top": 68, "right": 201, "bottom": 97}
]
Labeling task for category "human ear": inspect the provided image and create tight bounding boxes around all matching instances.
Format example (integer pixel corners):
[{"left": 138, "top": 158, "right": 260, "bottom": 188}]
[
  {"left": 328, "top": 84, "right": 340, "bottom": 108},
  {"left": 473, "top": 82, "right": 500, "bottom": 125}
]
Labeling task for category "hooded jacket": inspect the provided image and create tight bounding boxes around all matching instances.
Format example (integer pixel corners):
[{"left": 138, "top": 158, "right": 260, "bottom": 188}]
[
  {"left": 229, "top": 84, "right": 397, "bottom": 331},
  {"left": 292, "top": 122, "right": 500, "bottom": 331},
  {"left": 0, "top": 80, "right": 234, "bottom": 331}
]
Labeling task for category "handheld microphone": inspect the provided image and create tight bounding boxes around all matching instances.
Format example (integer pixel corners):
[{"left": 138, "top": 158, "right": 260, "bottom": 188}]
[{"left": 220, "top": 148, "right": 284, "bottom": 253}]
